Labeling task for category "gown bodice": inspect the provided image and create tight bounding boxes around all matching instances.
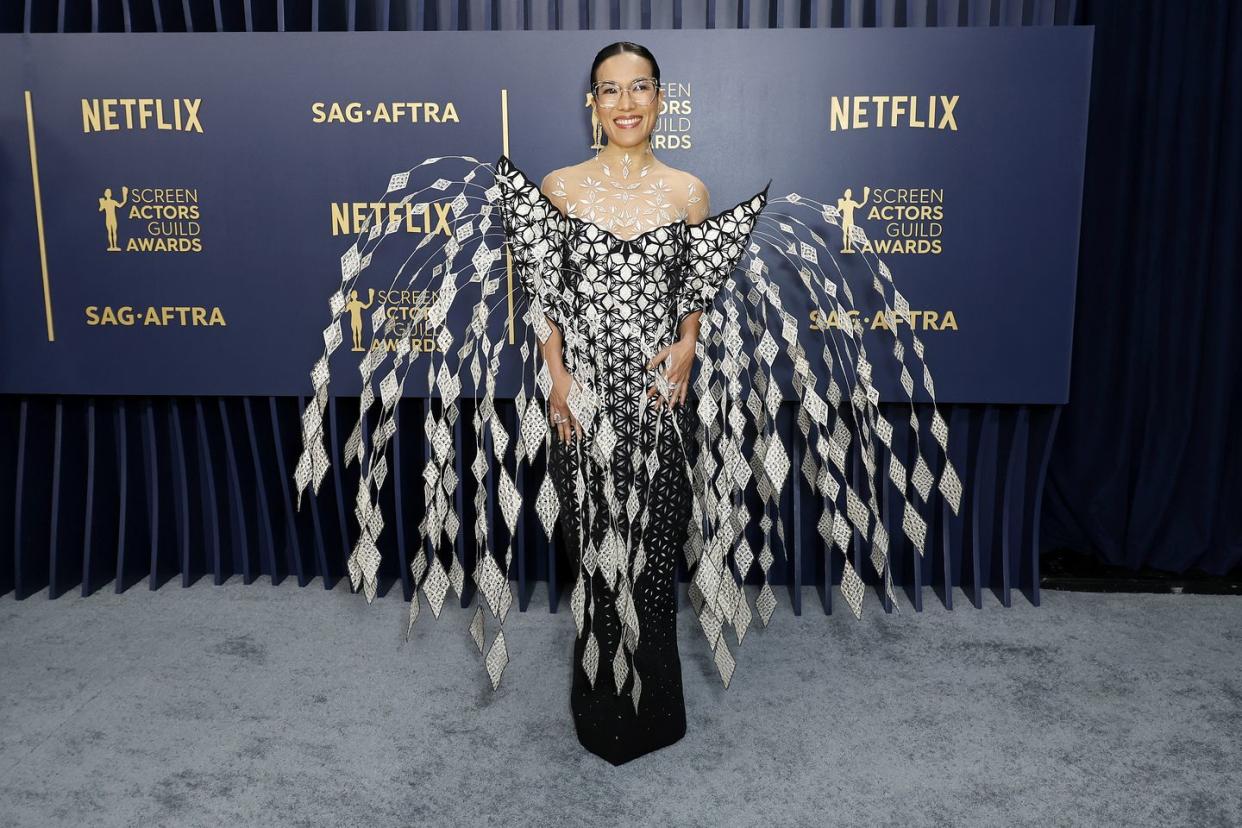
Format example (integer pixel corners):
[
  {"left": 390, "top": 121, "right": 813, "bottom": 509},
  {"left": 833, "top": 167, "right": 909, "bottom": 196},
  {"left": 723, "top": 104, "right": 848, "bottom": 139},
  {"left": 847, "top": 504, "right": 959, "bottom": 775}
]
[{"left": 493, "top": 154, "right": 770, "bottom": 413}]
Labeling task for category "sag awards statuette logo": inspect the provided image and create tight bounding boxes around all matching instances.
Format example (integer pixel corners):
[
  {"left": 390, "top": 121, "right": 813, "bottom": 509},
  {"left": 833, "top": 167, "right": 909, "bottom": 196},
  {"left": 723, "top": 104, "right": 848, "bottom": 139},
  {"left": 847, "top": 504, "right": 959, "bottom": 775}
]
[
  {"left": 98, "top": 186, "right": 203, "bottom": 252},
  {"left": 345, "top": 289, "right": 374, "bottom": 351},
  {"left": 81, "top": 98, "right": 203, "bottom": 133},
  {"left": 342, "top": 288, "right": 440, "bottom": 354},
  {"left": 835, "top": 184, "right": 945, "bottom": 255}
]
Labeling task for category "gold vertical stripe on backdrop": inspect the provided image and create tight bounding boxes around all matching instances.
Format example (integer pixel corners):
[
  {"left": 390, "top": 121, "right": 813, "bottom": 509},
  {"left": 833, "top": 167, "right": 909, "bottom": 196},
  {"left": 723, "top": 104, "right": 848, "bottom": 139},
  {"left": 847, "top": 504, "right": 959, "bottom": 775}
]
[
  {"left": 24, "top": 90, "right": 55, "bottom": 342},
  {"left": 502, "top": 88, "right": 515, "bottom": 344}
]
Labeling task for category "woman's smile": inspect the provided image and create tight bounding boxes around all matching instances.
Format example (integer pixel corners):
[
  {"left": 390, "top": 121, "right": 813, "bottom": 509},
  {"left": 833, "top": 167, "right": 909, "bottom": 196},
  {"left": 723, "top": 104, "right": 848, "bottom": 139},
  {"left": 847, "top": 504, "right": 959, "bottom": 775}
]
[{"left": 613, "top": 114, "right": 643, "bottom": 129}]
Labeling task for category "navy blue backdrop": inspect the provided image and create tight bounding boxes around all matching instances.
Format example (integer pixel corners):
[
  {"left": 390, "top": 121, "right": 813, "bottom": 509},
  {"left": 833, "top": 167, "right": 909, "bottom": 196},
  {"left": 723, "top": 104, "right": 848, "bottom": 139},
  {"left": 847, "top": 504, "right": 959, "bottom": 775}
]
[
  {"left": 0, "top": 27, "right": 1090, "bottom": 402},
  {"left": 1, "top": 0, "right": 1237, "bottom": 604}
]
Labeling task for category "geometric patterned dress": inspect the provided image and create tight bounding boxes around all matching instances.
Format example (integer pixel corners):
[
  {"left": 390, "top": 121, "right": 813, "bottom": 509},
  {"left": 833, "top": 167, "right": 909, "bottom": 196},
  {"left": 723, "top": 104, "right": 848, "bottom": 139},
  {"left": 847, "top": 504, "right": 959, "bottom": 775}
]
[{"left": 495, "top": 155, "right": 768, "bottom": 764}]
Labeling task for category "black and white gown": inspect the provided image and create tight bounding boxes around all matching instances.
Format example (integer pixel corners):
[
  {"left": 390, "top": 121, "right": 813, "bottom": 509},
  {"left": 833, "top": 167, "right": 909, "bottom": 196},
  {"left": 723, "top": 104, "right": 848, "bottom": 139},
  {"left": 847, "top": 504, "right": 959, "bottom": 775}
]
[
  {"left": 494, "top": 155, "right": 768, "bottom": 764},
  {"left": 293, "top": 152, "right": 962, "bottom": 767}
]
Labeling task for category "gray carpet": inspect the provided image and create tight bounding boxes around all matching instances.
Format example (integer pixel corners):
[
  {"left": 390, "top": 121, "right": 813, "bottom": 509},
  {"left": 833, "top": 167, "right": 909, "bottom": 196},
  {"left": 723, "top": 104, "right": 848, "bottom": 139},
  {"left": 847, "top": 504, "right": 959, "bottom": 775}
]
[{"left": 0, "top": 577, "right": 1238, "bottom": 827}]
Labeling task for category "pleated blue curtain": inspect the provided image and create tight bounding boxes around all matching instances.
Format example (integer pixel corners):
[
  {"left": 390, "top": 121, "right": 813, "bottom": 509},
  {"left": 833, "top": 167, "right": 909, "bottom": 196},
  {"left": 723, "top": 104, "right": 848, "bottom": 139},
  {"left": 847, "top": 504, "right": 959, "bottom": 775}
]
[
  {"left": 9, "top": 1, "right": 1081, "bottom": 33},
  {"left": 1042, "top": 0, "right": 1242, "bottom": 574}
]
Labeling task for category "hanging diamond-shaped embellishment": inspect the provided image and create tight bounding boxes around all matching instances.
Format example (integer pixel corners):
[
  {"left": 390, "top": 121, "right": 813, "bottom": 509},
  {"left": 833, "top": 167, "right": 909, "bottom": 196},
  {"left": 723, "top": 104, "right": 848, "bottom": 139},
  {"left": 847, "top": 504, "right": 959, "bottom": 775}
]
[
  {"left": 870, "top": 524, "right": 891, "bottom": 583},
  {"left": 732, "top": 590, "right": 753, "bottom": 643},
  {"left": 888, "top": 454, "right": 908, "bottom": 493},
  {"left": 520, "top": 396, "right": 547, "bottom": 460},
  {"left": 938, "top": 460, "right": 963, "bottom": 514},
  {"left": 534, "top": 474, "right": 560, "bottom": 541},
  {"left": 612, "top": 642, "right": 629, "bottom": 695},
  {"left": 911, "top": 454, "right": 934, "bottom": 502},
  {"left": 475, "top": 552, "right": 506, "bottom": 618},
  {"left": 619, "top": 586, "right": 639, "bottom": 639},
  {"left": 764, "top": 436, "right": 790, "bottom": 492},
  {"left": 840, "top": 559, "right": 865, "bottom": 619},
  {"left": 293, "top": 452, "right": 312, "bottom": 501},
  {"left": 632, "top": 540, "right": 647, "bottom": 581},
  {"left": 496, "top": 466, "right": 521, "bottom": 536},
  {"left": 597, "top": 528, "right": 618, "bottom": 586},
  {"left": 902, "top": 502, "right": 928, "bottom": 556},
  {"left": 468, "top": 349, "right": 482, "bottom": 389},
  {"left": 470, "top": 449, "right": 487, "bottom": 484},
  {"left": 756, "top": 329, "right": 778, "bottom": 364},
  {"left": 387, "top": 170, "right": 409, "bottom": 193},
  {"left": 448, "top": 553, "right": 465, "bottom": 599},
  {"left": 582, "top": 631, "right": 600, "bottom": 688},
  {"left": 323, "top": 320, "right": 343, "bottom": 354},
  {"left": 423, "top": 558, "right": 450, "bottom": 617},
  {"left": 930, "top": 408, "right": 949, "bottom": 448},
  {"left": 410, "top": 547, "right": 428, "bottom": 585},
  {"left": 581, "top": 539, "right": 598, "bottom": 576},
  {"left": 758, "top": 540, "right": 775, "bottom": 572},
  {"left": 340, "top": 245, "right": 360, "bottom": 281},
  {"left": 496, "top": 573, "right": 513, "bottom": 623},
  {"left": 485, "top": 629, "right": 509, "bottom": 691},
  {"left": 469, "top": 603, "right": 484, "bottom": 653},
  {"left": 816, "top": 507, "right": 834, "bottom": 546},
  {"left": 570, "top": 571, "right": 586, "bottom": 636},
  {"left": 630, "top": 666, "right": 642, "bottom": 713},
  {"left": 755, "top": 582, "right": 777, "bottom": 626},
  {"left": 713, "top": 639, "right": 736, "bottom": 689},
  {"left": 845, "top": 489, "right": 869, "bottom": 541},
  {"left": 734, "top": 539, "right": 755, "bottom": 579}
]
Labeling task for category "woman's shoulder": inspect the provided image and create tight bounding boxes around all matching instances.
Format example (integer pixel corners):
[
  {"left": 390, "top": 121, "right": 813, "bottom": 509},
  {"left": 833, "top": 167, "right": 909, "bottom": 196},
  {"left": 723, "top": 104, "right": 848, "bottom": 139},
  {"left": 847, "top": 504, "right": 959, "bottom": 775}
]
[
  {"left": 654, "top": 162, "right": 710, "bottom": 222},
  {"left": 653, "top": 158, "right": 705, "bottom": 182},
  {"left": 538, "top": 159, "right": 593, "bottom": 194},
  {"left": 537, "top": 164, "right": 577, "bottom": 214},
  {"left": 649, "top": 160, "right": 707, "bottom": 192}
]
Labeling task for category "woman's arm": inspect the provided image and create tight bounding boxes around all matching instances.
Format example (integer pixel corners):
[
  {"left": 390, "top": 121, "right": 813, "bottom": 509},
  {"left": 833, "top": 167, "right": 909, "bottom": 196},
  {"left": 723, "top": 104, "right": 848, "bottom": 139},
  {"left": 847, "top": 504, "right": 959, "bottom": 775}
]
[
  {"left": 540, "top": 317, "right": 569, "bottom": 381},
  {"left": 537, "top": 172, "right": 573, "bottom": 382},
  {"left": 648, "top": 176, "right": 711, "bottom": 410},
  {"left": 539, "top": 172, "right": 580, "bottom": 442},
  {"left": 676, "top": 176, "right": 711, "bottom": 341}
]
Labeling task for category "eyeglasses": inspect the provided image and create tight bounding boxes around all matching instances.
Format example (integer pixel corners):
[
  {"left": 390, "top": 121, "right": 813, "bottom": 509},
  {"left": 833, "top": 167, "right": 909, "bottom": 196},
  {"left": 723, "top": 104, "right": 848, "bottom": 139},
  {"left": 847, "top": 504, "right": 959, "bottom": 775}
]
[{"left": 590, "top": 77, "right": 660, "bottom": 108}]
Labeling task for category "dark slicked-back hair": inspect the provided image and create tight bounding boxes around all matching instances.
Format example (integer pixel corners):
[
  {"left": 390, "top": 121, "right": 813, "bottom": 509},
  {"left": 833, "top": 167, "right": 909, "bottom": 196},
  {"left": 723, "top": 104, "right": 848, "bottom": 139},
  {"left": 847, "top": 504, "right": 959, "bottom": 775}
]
[{"left": 589, "top": 41, "right": 661, "bottom": 89}]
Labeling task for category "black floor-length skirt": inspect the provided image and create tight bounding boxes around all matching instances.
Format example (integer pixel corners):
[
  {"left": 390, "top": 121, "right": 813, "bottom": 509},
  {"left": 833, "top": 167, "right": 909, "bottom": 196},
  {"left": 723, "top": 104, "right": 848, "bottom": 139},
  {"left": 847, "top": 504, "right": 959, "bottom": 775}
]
[{"left": 549, "top": 401, "right": 700, "bottom": 766}]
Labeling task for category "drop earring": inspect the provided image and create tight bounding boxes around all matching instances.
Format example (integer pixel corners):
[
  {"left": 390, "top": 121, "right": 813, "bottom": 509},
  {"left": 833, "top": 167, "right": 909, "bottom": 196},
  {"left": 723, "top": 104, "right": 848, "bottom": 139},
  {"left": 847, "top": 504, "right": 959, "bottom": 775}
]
[{"left": 586, "top": 92, "right": 604, "bottom": 151}]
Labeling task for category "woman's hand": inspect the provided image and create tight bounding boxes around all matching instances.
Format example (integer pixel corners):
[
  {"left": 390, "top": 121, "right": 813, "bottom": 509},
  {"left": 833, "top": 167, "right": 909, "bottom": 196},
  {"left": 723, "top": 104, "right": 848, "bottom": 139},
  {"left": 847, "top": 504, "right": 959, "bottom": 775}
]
[
  {"left": 645, "top": 336, "right": 697, "bottom": 410},
  {"left": 548, "top": 368, "right": 583, "bottom": 443}
]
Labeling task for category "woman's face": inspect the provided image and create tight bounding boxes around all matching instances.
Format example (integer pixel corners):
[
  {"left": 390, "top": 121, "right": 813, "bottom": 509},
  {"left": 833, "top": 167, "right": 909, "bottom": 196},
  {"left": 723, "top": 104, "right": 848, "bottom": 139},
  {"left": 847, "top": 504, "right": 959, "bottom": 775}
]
[{"left": 592, "top": 52, "right": 662, "bottom": 150}]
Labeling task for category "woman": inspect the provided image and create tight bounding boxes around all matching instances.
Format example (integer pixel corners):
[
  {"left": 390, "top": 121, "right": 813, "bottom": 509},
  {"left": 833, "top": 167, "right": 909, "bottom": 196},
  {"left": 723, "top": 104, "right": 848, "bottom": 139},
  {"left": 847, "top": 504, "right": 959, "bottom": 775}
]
[
  {"left": 496, "top": 41, "right": 769, "bottom": 765},
  {"left": 296, "top": 40, "right": 958, "bottom": 770}
]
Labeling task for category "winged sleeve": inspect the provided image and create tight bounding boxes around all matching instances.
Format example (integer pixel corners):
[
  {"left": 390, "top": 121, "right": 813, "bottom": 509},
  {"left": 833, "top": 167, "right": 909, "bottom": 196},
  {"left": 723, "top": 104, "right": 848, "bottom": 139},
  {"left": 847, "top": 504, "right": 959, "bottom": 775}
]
[
  {"left": 674, "top": 183, "right": 771, "bottom": 330},
  {"left": 494, "top": 154, "right": 572, "bottom": 337}
]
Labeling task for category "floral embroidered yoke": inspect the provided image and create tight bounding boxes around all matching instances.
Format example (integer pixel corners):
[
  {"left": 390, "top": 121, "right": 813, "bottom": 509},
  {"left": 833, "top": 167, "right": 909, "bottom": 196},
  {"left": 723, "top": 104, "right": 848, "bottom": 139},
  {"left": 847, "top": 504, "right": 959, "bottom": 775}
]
[{"left": 543, "top": 151, "right": 705, "bottom": 241}]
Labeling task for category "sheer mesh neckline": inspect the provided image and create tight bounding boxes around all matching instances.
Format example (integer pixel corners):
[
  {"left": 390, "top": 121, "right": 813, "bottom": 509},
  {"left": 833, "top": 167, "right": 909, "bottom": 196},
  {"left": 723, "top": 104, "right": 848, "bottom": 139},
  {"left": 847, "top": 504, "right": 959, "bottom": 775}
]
[{"left": 495, "top": 153, "right": 771, "bottom": 245}]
